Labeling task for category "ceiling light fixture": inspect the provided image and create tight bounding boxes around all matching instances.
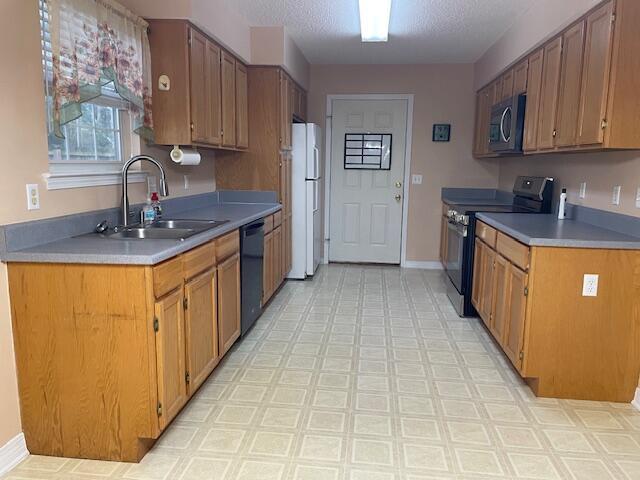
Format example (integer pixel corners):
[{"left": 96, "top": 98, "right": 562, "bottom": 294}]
[{"left": 359, "top": 0, "right": 391, "bottom": 42}]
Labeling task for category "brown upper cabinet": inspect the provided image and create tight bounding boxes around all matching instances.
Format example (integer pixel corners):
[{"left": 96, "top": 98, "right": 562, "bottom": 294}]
[
  {"left": 473, "top": 0, "right": 640, "bottom": 156},
  {"left": 148, "top": 20, "right": 248, "bottom": 151}
]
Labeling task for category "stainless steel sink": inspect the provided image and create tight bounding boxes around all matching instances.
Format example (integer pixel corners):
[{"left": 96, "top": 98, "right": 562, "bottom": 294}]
[{"left": 103, "top": 219, "right": 230, "bottom": 241}]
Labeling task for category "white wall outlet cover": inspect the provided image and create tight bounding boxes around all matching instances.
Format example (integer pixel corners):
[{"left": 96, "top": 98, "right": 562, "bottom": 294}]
[
  {"left": 26, "top": 183, "right": 40, "bottom": 210},
  {"left": 612, "top": 185, "right": 621, "bottom": 205},
  {"left": 158, "top": 75, "right": 170, "bottom": 91},
  {"left": 184, "top": 174, "right": 190, "bottom": 189},
  {"left": 411, "top": 174, "right": 423, "bottom": 185},
  {"left": 579, "top": 182, "right": 586, "bottom": 199},
  {"left": 582, "top": 274, "right": 599, "bottom": 297}
]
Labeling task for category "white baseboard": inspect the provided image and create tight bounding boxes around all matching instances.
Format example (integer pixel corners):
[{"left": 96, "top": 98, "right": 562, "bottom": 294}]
[
  {"left": 402, "top": 261, "right": 444, "bottom": 270},
  {"left": 632, "top": 388, "right": 640, "bottom": 411},
  {"left": 0, "top": 433, "right": 28, "bottom": 476}
]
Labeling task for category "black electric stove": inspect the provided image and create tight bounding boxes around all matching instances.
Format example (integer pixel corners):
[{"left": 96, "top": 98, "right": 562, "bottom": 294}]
[{"left": 444, "top": 176, "right": 554, "bottom": 317}]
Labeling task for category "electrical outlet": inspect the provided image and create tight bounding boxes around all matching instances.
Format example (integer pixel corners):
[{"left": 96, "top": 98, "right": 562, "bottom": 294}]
[
  {"left": 636, "top": 187, "right": 640, "bottom": 208},
  {"left": 612, "top": 185, "right": 621, "bottom": 205},
  {"left": 411, "top": 174, "right": 423, "bottom": 185},
  {"left": 582, "top": 274, "right": 599, "bottom": 297},
  {"left": 26, "top": 184, "right": 40, "bottom": 210},
  {"left": 184, "top": 174, "right": 190, "bottom": 190},
  {"left": 579, "top": 182, "right": 587, "bottom": 199}
]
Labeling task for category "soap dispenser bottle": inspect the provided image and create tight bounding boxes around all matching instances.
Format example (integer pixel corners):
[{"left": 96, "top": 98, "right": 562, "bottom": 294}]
[
  {"left": 558, "top": 188, "right": 567, "bottom": 220},
  {"left": 141, "top": 197, "right": 156, "bottom": 225}
]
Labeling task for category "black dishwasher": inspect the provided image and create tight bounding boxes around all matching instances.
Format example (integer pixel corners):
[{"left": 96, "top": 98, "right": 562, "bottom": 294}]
[{"left": 240, "top": 219, "right": 264, "bottom": 336}]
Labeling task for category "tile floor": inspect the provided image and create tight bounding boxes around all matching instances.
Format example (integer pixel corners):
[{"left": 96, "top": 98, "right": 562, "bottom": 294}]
[{"left": 5, "top": 265, "right": 640, "bottom": 479}]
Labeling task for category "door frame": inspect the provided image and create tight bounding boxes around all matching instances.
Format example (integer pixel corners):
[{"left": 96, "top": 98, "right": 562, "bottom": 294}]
[{"left": 323, "top": 94, "right": 415, "bottom": 266}]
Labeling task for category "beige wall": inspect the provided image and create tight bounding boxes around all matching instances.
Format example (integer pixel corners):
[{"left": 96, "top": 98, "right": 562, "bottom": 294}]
[
  {"left": 476, "top": 0, "right": 640, "bottom": 218},
  {"left": 308, "top": 64, "right": 499, "bottom": 263},
  {"left": 0, "top": 0, "right": 219, "bottom": 447}
]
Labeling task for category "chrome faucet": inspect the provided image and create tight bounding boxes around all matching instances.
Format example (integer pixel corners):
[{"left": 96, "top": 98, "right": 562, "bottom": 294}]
[{"left": 121, "top": 155, "right": 169, "bottom": 227}]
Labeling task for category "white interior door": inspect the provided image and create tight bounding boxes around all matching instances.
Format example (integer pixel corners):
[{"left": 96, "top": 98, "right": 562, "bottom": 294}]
[{"left": 329, "top": 99, "right": 408, "bottom": 264}]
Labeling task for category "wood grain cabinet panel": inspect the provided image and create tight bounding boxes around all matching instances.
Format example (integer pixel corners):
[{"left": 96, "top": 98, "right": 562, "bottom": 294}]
[
  {"left": 154, "top": 289, "right": 188, "bottom": 431},
  {"left": 263, "top": 230, "right": 274, "bottom": 304},
  {"left": 489, "top": 254, "right": 510, "bottom": 345},
  {"left": 555, "top": 21, "right": 587, "bottom": 147},
  {"left": 513, "top": 59, "right": 529, "bottom": 94},
  {"left": 235, "top": 62, "right": 249, "bottom": 149},
  {"left": 502, "top": 265, "right": 528, "bottom": 372},
  {"left": 217, "top": 253, "right": 241, "bottom": 356},
  {"left": 578, "top": 0, "right": 615, "bottom": 146},
  {"left": 523, "top": 49, "right": 544, "bottom": 151},
  {"left": 189, "top": 28, "right": 209, "bottom": 144},
  {"left": 479, "top": 242, "right": 496, "bottom": 324},
  {"left": 221, "top": 51, "right": 237, "bottom": 147},
  {"left": 206, "top": 41, "right": 222, "bottom": 145},
  {"left": 537, "top": 36, "right": 563, "bottom": 150},
  {"left": 273, "top": 225, "right": 283, "bottom": 288},
  {"left": 500, "top": 69, "right": 514, "bottom": 100},
  {"left": 184, "top": 269, "right": 218, "bottom": 394}
]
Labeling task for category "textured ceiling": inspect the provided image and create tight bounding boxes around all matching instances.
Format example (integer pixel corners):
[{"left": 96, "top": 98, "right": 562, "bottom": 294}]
[{"left": 223, "top": 0, "right": 535, "bottom": 64}]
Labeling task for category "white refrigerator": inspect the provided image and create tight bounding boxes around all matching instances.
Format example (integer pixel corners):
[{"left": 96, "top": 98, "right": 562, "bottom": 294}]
[{"left": 289, "top": 123, "right": 322, "bottom": 279}]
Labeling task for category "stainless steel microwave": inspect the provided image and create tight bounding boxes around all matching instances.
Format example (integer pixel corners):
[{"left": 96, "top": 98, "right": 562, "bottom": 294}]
[{"left": 489, "top": 94, "right": 526, "bottom": 154}]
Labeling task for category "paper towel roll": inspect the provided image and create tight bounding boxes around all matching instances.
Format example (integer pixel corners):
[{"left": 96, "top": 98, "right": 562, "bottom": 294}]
[{"left": 170, "top": 146, "right": 201, "bottom": 165}]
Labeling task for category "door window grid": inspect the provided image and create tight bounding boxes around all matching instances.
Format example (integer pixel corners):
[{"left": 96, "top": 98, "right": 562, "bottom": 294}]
[{"left": 344, "top": 133, "right": 392, "bottom": 170}]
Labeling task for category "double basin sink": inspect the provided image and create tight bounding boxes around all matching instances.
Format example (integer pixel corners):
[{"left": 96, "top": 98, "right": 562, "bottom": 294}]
[{"left": 106, "top": 219, "right": 229, "bottom": 241}]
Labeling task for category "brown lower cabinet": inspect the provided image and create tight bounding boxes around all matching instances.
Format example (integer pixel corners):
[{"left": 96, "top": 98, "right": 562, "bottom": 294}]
[
  {"left": 263, "top": 211, "right": 287, "bottom": 306},
  {"left": 7, "top": 230, "right": 242, "bottom": 462},
  {"left": 471, "top": 221, "right": 640, "bottom": 403}
]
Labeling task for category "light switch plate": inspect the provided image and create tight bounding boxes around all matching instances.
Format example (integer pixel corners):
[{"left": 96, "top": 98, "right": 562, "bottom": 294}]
[
  {"left": 411, "top": 174, "right": 423, "bottom": 185},
  {"left": 582, "top": 274, "right": 599, "bottom": 297},
  {"left": 579, "top": 182, "right": 586, "bottom": 199},
  {"left": 26, "top": 184, "right": 40, "bottom": 210},
  {"left": 612, "top": 185, "right": 621, "bottom": 205},
  {"left": 184, "top": 175, "right": 190, "bottom": 190}
]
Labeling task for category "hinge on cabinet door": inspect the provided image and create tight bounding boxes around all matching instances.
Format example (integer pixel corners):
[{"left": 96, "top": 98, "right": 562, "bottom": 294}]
[
  {"left": 183, "top": 297, "right": 189, "bottom": 310},
  {"left": 153, "top": 317, "right": 159, "bottom": 332},
  {"left": 519, "top": 351, "right": 524, "bottom": 360},
  {"left": 611, "top": 13, "right": 616, "bottom": 24},
  {"left": 190, "top": 122, "right": 194, "bottom": 131},
  {"left": 185, "top": 372, "right": 190, "bottom": 384},
  {"left": 524, "top": 286, "right": 529, "bottom": 297},
  {"left": 552, "top": 129, "right": 557, "bottom": 138},
  {"left": 157, "top": 402, "right": 163, "bottom": 416},
  {"left": 601, "top": 119, "right": 608, "bottom": 130}
]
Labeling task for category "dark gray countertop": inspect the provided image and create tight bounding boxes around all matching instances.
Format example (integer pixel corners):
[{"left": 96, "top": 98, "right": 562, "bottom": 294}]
[
  {"left": 476, "top": 213, "right": 640, "bottom": 250},
  {"left": 2, "top": 202, "right": 281, "bottom": 265}
]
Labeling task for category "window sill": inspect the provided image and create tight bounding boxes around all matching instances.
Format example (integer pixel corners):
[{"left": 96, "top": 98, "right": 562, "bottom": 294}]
[{"left": 43, "top": 170, "right": 147, "bottom": 190}]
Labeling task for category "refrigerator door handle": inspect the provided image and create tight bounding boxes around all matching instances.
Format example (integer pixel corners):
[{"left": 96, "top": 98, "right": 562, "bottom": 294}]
[
  {"left": 313, "top": 181, "right": 319, "bottom": 212},
  {"left": 313, "top": 146, "right": 319, "bottom": 179}
]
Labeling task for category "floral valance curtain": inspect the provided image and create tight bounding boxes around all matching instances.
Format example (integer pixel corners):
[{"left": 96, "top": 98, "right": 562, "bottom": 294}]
[{"left": 46, "top": 0, "right": 154, "bottom": 141}]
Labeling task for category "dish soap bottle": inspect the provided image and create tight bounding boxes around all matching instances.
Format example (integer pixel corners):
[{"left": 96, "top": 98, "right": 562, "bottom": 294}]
[
  {"left": 141, "top": 197, "right": 156, "bottom": 225},
  {"left": 151, "top": 192, "right": 163, "bottom": 218},
  {"left": 558, "top": 188, "right": 567, "bottom": 220}
]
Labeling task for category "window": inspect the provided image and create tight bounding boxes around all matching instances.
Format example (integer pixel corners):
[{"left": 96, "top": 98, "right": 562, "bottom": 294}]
[{"left": 39, "top": 0, "right": 144, "bottom": 189}]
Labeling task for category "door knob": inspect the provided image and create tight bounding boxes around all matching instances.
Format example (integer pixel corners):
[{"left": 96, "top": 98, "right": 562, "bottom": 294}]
[
  {"left": 395, "top": 181, "right": 402, "bottom": 188},
  {"left": 395, "top": 194, "right": 402, "bottom": 202}
]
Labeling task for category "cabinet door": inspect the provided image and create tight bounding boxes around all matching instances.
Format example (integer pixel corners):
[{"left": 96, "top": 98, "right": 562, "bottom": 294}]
[
  {"left": 273, "top": 225, "right": 282, "bottom": 291},
  {"left": 189, "top": 29, "right": 209, "bottom": 144},
  {"left": 501, "top": 69, "right": 514, "bottom": 100},
  {"left": 489, "top": 254, "right": 509, "bottom": 344},
  {"left": 555, "top": 21, "right": 586, "bottom": 147},
  {"left": 235, "top": 62, "right": 249, "bottom": 148},
  {"left": 184, "top": 269, "right": 218, "bottom": 394},
  {"left": 513, "top": 59, "right": 529, "bottom": 94},
  {"left": 263, "top": 231, "right": 273, "bottom": 304},
  {"left": 523, "top": 49, "right": 544, "bottom": 151},
  {"left": 577, "top": 0, "right": 615, "bottom": 146},
  {"left": 279, "top": 72, "right": 292, "bottom": 150},
  {"left": 537, "top": 37, "right": 563, "bottom": 150},
  {"left": 471, "top": 239, "right": 483, "bottom": 313},
  {"left": 284, "top": 214, "right": 292, "bottom": 276},
  {"left": 503, "top": 265, "right": 529, "bottom": 372},
  {"left": 479, "top": 243, "right": 495, "bottom": 324},
  {"left": 154, "top": 289, "right": 188, "bottom": 430},
  {"left": 221, "top": 51, "right": 236, "bottom": 147},
  {"left": 217, "top": 253, "right": 241, "bottom": 356},
  {"left": 440, "top": 215, "right": 448, "bottom": 266},
  {"left": 207, "top": 41, "right": 222, "bottom": 145}
]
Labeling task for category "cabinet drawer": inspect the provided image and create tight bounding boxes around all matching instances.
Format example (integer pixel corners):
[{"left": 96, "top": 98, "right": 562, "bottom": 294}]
[
  {"left": 183, "top": 241, "right": 216, "bottom": 280},
  {"left": 496, "top": 233, "right": 530, "bottom": 271},
  {"left": 153, "top": 256, "right": 184, "bottom": 298},
  {"left": 264, "top": 215, "right": 274, "bottom": 234},
  {"left": 273, "top": 210, "right": 282, "bottom": 228},
  {"left": 476, "top": 221, "right": 497, "bottom": 248},
  {"left": 216, "top": 229, "right": 239, "bottom": 261}
]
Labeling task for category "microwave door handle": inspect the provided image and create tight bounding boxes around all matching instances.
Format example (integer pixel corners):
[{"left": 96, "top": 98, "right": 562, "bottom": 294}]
[{"left": 500, "top": 106, "right": 511, "bottom": 142}]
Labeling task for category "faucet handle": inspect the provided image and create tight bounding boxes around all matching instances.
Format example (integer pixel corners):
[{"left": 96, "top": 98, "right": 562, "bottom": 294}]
[{"left": 95, "top": 220, "right": 109, "bottom": 233}]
